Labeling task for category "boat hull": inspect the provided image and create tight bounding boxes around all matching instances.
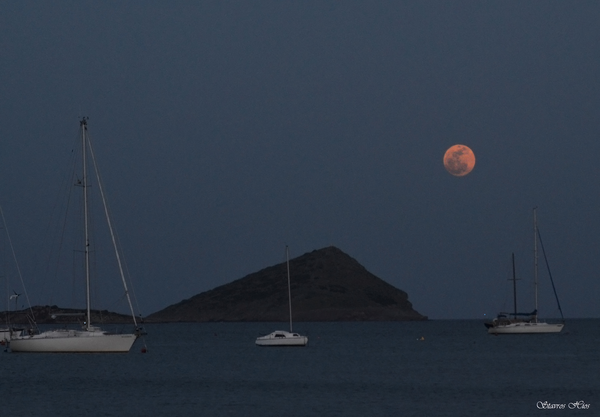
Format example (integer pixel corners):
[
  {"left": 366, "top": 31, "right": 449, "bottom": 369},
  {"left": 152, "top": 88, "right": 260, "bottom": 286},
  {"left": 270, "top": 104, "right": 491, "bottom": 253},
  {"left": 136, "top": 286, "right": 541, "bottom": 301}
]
[
  {"left": 487, "top": 322, "right": 564, "bottom": 335},
  {"left": 9, "top": 329, "right": 138, "bottom": 353},
  {"left": 255, "top": 330, "right": 308, "bottom": 347}
]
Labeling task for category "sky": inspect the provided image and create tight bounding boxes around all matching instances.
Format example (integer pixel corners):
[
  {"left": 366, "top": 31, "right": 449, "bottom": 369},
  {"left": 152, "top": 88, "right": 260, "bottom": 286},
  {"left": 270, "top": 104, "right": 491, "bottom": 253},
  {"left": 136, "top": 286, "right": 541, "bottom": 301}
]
[{"left": 1, "top": 1, "right": 599, "bottom": 320}]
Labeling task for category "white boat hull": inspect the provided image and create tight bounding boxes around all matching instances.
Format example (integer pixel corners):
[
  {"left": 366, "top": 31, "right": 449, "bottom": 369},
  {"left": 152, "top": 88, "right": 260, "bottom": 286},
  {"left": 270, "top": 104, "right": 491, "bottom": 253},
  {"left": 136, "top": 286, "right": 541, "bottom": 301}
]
[
  {"left": 256, "top": 330, "right": 308, "bottom": 347},
  {"left": 10, "top": 328, "right": 138, "bottom": 353},
  {"left": 488, "top": 322, "right": 564, "bottom": 335}
]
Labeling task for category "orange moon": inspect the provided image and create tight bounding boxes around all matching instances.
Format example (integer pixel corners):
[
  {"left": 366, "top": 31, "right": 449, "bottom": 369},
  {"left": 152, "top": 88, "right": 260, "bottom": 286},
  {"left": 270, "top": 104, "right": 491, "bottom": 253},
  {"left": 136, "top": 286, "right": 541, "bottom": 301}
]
[{"left": 443, "top": 144, "right": 476, "bottom": 176}]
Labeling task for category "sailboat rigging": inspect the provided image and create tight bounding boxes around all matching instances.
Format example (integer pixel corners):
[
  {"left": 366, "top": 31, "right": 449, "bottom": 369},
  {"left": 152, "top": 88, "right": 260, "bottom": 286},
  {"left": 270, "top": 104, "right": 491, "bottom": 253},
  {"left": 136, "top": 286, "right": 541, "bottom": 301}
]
[
  {"left": 485, "top": 208, "right": 564, "bottom": 334},
  {"left": 255, "top": 246, "right": 308, "bottom": 347},
  {"left": 9, "top": 118, "right": 144, "bottom": 353}
]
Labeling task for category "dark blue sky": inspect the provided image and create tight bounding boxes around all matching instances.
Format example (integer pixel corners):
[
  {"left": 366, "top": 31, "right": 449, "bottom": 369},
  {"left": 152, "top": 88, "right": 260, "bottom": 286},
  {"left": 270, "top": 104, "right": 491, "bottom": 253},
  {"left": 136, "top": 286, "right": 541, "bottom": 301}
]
[{"left": 1, "top": 1, "right": 599, "bottom": 319}]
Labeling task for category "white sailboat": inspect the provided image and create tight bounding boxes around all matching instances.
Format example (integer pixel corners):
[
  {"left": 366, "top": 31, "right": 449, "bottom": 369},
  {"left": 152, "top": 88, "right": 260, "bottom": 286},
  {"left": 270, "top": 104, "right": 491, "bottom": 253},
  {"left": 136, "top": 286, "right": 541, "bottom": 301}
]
[
  {"left": 10, "top": 118, "right": 143, "bottom": 353},
  {"left": 0, "top": 205, "right": 31, "bottom": 345},
  {"left": 0, "top": 290, "right": 16, "bottom": 345},
  {"left": 1, "top": 293, "right": 20, "bottom": 343},
  {"left": 486, "top": 208, "right": 564, "bottom": 335},
  {"left": 256, "top": 246, "right": 308, "bottom": 347}
]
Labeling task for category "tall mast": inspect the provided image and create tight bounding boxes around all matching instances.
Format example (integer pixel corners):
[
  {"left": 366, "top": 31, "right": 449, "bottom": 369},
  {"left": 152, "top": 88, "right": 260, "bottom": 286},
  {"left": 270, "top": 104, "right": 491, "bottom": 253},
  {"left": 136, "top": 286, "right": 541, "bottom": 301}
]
[
  {"left": 81, "top": 117, "right": 91, "bottom": 331},
  {"left": 533, "top": 207, "right": 538, "bottom": 323},
  {"left": 286, "top": 246, "right": 292, "bottom": 333}
]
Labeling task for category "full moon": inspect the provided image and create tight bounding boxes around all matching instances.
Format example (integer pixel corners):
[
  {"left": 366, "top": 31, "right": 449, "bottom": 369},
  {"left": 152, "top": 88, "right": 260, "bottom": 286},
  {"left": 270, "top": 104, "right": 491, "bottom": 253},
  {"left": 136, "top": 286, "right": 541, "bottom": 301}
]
[{"left": 443, "top": 144, "right": 476, "bottom": 176}]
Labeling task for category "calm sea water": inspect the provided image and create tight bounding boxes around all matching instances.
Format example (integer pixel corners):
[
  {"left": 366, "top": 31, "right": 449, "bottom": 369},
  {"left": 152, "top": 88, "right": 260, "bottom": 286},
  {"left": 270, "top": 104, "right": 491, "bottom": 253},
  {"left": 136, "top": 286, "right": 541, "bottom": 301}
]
[{"left": 1, "top": 320, "right": 598, "bottom": 416}]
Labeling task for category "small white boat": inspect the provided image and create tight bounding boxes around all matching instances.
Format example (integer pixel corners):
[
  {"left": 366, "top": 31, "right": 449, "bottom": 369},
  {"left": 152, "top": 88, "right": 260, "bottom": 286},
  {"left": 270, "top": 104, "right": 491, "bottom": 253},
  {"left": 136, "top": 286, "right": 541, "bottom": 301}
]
[
  {"left": 10, "top": 118, "right": 143, "bottom": 353},
  {"left": 256, "top": 246, "right": 308, "bottom": 347},
  {"left": 255, "top": 330, "right": 308, "bottom": 347},
  {"left": 486, "top": 208, "right": 564, "bottom": 335}
]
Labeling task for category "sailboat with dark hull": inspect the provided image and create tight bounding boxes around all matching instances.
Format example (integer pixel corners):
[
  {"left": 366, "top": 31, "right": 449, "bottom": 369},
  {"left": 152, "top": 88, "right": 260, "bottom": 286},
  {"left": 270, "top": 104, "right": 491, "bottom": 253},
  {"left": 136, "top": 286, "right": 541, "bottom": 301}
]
[
  {"left": 10, "top": 118, "right": 143, "bottom": 353},
  {"left": 486, "top": 209, "right": 564, "bottom": 335}
]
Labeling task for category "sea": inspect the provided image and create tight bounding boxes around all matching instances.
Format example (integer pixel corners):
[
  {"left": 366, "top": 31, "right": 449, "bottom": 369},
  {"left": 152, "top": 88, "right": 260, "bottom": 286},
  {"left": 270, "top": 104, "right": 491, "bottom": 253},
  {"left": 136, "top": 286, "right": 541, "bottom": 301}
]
[{"left": 1, "top": 319, "right": 598, "bottom": 417}]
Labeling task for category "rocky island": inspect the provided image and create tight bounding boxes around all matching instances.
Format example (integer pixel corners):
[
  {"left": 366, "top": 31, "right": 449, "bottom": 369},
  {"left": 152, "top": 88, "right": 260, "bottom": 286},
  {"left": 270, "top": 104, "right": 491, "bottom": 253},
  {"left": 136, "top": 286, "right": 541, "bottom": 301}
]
[{"left": 146, "top": 246, "right": 426, "bottom": 322}]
